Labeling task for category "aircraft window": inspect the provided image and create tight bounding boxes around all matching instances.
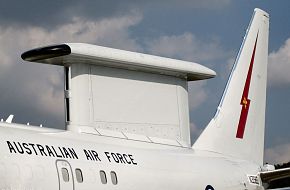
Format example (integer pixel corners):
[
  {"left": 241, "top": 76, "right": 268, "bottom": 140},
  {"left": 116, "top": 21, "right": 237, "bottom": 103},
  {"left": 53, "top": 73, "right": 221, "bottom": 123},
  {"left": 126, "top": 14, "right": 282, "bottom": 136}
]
[
  {"left": 100, "top": 170, "right": 107, "bottom": 184},
  {"left": 61, "top": 168, "right": 69, "bottom": 182},
  {"left": 75, "top": 168, "right": 83, "bottom": 183},
  {"left": 110, "top": 171, "right": 118, "bottom": 185}
]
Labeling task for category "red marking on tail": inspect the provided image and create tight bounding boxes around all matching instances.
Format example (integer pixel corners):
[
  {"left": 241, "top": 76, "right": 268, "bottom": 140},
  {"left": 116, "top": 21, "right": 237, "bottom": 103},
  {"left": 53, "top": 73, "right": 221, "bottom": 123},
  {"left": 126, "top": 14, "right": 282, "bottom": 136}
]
[{"left": 236, "top": 34, "right": 258, "bottom": 139}]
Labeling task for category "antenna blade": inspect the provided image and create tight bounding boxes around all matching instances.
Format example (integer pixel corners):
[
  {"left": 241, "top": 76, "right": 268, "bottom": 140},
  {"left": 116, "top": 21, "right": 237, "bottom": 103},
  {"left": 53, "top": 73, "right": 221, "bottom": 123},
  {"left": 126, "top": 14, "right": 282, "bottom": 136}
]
[{"left": 5, "top": 115, "right": 14, "bottom": 123}]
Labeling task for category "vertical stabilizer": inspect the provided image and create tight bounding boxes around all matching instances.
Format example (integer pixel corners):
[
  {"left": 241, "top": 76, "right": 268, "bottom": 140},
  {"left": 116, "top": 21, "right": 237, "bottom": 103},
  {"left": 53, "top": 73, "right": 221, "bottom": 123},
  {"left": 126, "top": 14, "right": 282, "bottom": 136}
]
[{"left": 193, "top": 9, "right": 269, "bottom": 165}]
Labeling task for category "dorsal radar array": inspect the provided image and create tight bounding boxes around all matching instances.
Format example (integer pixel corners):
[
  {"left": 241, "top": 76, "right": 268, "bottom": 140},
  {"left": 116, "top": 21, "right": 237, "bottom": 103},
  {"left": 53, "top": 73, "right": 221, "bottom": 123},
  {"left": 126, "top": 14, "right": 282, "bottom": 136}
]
[{"left": 21, "top": 44, "right": 216, "bottom": 147}]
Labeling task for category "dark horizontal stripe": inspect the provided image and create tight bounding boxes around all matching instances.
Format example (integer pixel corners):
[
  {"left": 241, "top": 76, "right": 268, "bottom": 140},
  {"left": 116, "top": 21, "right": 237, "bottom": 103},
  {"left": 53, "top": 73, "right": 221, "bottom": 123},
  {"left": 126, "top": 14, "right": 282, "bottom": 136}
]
[{"left": 21, "top": 44, "right": 71, "bottom": 62}]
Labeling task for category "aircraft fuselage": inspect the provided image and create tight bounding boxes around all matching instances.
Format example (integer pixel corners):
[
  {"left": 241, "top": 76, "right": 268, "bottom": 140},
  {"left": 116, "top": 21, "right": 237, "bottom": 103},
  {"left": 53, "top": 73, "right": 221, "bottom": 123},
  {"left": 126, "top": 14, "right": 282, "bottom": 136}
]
[{"left": 0, "top": 124, "right": 262, "bottom": 190}]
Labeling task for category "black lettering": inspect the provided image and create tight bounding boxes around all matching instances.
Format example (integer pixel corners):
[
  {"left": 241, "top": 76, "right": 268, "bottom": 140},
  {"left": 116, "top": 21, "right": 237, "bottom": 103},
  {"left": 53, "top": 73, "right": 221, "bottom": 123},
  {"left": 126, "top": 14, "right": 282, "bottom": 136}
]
[
  {"left": 52, "top": 146, "right": 62, "bottom": 158},
  {"left": 128, "top": 154, "right": 137, "bottom": 165},
  {"left": 111, "top": 153, "right": 120, "bottom": 163},
  {"left": 6, "top": 141, "right": 80, "bottom": 160},
  {"left": 68, "top": 148, "right": 78, "bottom": 159},
  {"left": 91, "top": 150, "right": 101, "bottom": 161},
  {"left": 104, "top": 152, "right": 111, "bottom": 162},
  {"left": 37, "top": 144, "right": 47, "bottom": 156},
  {"left": 22, "top": 143, "right": 32, "bottom": 154},
  {"left": 13, "top": 142, "right": 24, "bottom": 154},
  {"left": 58, "top": 147, "right": 65, "bottom": 158},
  {"left": 62, "top": 147, "right": 71, "bottom": 159},
  {"left": 45, "top": 145, "right": 55, "bottom": 157},
  {"left": 123, "top": 154, "right": 131, "bottom": 164},
  {"left": 89, "top": 150, "right": 95, "bottom": 161},
  {"left": 7, "top": 141, "right": 16, "bottom": 153},
  {"left": 116, "top": 153, "right": 125, "bottom": 163},
  {"left": 29, "top": 143, "right": 38, "bottom": 155},
  {"left": 84, "top": 149, "right": 93, "bottom": 160}
]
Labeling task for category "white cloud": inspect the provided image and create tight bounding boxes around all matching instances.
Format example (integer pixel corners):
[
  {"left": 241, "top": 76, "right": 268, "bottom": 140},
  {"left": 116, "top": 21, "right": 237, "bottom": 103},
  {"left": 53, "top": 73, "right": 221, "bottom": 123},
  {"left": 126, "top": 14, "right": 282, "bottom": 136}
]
[
  {"left": 188, "top": 81, "right": 208, "bottom": 110},
  {"left": 146, "top": 32, "right": 228, "bottom": 63},
  {"left": 0, "top": 11, "right": 143, "bottom": 126},
  {"left": 190, "top": 122, "right": 203, "bottom": 143},
  {"left": 268, "top": 38, "right": 290, "bottom": 86},
  {"left": 18, "top": 10, "right": 141, "bottom": 51},
  {"left": 265, "top": 143, "right": 290, "bottom": 164},
  {"left": 223, "top": 57, "right": 235, "bottom": 78}
]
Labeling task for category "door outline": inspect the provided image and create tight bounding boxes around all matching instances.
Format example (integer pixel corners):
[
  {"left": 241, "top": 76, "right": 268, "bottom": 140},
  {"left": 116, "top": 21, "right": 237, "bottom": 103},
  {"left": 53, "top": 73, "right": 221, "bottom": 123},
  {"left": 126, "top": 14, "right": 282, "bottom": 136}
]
[{"left": 56, "top": 159, "right": 75, "bottom": 190}]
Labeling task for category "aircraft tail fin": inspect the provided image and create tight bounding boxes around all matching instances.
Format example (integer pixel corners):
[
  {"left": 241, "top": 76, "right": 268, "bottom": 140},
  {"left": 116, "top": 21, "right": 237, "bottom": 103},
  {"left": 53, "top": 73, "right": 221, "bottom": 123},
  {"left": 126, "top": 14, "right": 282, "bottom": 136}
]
[{"left": 193, "top": 8, "right": 269, "bottom": 165}]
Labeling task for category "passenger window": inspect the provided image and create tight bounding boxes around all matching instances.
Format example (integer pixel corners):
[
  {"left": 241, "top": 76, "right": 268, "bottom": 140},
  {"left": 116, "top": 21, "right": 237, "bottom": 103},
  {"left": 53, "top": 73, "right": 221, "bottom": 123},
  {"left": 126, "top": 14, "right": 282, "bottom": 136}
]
[
  {"left": 110, "top": 171, "right": 118, "bottom": 185},
  {"left": 100, "top": 170, "right": 107, "bottom": 184},
  {"left": 61, "top": 168, "right": 69, "bottom": 182},
  {"left": 75, "top": 168, "right": 83, "bottom": 183}
]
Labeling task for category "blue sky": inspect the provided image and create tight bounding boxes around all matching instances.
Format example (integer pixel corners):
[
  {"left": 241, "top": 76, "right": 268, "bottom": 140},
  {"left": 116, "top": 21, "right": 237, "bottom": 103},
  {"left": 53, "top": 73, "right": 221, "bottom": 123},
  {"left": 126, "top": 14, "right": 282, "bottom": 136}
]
[{"left": 0, "top": 0, "right": 289, "bottom": 164}]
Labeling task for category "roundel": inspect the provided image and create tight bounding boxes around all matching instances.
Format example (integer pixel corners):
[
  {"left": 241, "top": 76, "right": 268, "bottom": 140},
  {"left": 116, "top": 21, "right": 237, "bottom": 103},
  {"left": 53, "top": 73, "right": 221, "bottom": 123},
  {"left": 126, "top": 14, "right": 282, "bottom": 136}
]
[{"left": 205, "top": 185, "right": 214, "bottom": 190}]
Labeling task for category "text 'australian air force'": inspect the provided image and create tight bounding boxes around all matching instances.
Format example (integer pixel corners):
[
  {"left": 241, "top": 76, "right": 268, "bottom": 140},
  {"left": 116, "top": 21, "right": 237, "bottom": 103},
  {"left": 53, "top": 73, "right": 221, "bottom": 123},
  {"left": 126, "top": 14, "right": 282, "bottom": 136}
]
[{"left": 6, "top": 141, "right": 137, "bottom": 165}]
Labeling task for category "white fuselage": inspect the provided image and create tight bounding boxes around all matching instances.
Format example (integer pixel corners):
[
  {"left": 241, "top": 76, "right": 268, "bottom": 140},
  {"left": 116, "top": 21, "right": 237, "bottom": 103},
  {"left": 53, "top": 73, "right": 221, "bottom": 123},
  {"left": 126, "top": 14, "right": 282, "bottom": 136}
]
[{"left": 0, "top": 123, "right": 263, "bottom": 190}]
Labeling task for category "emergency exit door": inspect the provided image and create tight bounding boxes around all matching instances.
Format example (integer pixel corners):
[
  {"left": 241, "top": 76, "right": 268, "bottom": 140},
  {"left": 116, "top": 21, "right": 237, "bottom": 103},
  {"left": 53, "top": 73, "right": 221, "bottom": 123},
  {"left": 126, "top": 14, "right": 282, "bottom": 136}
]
[{"left": 56, "top": 160, "right": 74, "bottom": 190}]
